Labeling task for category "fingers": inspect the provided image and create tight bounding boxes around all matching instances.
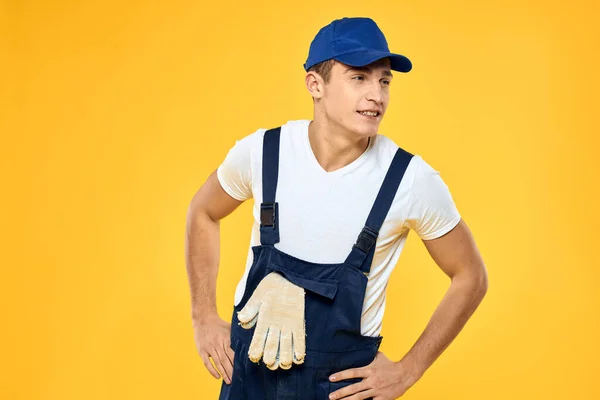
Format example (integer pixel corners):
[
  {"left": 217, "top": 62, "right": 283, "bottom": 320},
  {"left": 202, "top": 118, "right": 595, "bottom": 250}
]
[
  {"left": 330, "top": 366, "right": 367, "bottom": 382},
  {"left": 225, "top": 341, "right": 235, "bottom": 370},
  {"left": 199, "top": 351, "right": 220, "bottom": 380},
  {"left": 199, "top": 338, "right": 234, "bottom": 385},
  {"left": 329, "top": 383, "right": 373, "bottom": 400},
  {"left": 222, "top": 340, "right": 234, "bottom": 383},
  {"left": 263, "top": 326, "right": 281, "bottom": 370},
  {"left": 214, "top": 345, "right": 232, "bottom": 385},
  {"left": 279, "top": 327, "right": 293, "bottom": 369}
]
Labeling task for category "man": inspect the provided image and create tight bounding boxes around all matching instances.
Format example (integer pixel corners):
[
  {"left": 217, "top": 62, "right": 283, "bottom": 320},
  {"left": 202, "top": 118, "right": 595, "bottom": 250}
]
[{"left": 186, "top": 17, "right": 488, "bottom": 400}]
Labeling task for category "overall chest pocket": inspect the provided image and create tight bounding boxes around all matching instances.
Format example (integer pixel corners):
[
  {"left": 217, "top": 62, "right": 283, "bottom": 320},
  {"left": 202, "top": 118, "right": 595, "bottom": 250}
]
[{"left": 265, "top": 263, "right": 339, "bottom": 346}]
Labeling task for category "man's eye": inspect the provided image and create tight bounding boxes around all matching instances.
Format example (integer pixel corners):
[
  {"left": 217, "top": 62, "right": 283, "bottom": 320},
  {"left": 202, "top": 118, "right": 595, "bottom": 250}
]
[
  {"left": 353, "top": 76, "right": 365, "bottom": 81},
  {"left": 381, "top": 80, "right": 391, "bottom": 85}
]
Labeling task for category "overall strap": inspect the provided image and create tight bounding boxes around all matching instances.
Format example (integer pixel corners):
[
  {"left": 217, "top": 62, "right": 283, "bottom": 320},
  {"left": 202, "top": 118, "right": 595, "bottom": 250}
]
[
  {"left": 259, "top": 127, "right": 282, "bottom": 245},
  {"left": 344, "top": 147, "right": 414, "bottom": 274}
]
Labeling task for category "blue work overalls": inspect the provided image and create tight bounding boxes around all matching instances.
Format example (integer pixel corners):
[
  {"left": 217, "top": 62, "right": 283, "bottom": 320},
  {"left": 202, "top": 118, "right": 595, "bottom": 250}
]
[{"left": 219, "top": 127, "right": 413, "bottom": 400}]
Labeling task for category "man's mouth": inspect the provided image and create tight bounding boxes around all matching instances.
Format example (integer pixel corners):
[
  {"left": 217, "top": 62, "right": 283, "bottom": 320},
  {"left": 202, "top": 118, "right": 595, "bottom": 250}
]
[{"left": 357, "top": 110, "right": 380, "bottom": 118}]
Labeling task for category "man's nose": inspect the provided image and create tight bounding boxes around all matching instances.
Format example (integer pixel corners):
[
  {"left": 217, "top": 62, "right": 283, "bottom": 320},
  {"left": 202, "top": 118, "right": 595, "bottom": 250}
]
[{"left": 366, "top": 81, "right": 384, "bottom": 104}]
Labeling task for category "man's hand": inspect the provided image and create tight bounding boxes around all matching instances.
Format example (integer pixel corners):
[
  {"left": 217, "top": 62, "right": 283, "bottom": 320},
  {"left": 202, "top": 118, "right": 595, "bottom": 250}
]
[
  {"left": 327, "top": 352, "right": 419, "bottom": 400},
  {"left": 193, "top": 314, "right": 235, "bottom": 385}
]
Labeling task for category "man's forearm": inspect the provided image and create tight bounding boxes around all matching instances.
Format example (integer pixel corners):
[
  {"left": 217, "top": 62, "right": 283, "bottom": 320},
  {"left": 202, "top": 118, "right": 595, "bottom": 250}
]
[
  {"left": 398, "top": 271, "right": 488, "bottom": 383},
  {"left": 185, "top": 210, "right": 221, "bottom": 324}
]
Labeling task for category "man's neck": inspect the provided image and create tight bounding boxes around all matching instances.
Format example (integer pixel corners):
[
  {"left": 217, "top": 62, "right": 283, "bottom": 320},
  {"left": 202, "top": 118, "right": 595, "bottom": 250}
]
[{"left": 307, "top": 119, "right": 371, "bottom": 173}]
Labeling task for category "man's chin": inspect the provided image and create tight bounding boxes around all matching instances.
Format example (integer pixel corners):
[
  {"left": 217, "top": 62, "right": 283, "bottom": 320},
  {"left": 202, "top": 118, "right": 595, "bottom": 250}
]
[{"left": 354, "top": 122, "right": 380, "bottom": 137}]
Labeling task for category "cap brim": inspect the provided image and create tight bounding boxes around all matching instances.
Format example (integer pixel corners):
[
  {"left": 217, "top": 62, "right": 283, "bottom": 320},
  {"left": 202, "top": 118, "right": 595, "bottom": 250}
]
[{"left": 334, "top": 50, "right": 412, "bottom": 73}]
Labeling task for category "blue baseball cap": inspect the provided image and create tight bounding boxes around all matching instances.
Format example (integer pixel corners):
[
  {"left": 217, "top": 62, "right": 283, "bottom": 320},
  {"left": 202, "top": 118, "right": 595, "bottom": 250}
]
[{"left": 303, "top": 17, "right": 412, "bottom": 73}]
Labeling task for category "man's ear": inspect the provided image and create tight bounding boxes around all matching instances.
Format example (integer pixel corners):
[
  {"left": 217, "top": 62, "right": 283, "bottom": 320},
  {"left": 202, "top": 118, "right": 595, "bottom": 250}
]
[{"left": 305, "top": 72, "right": 324, "bottom": 99}]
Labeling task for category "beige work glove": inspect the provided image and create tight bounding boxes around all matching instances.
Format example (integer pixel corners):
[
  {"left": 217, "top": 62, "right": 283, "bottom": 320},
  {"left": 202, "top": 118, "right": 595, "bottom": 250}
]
[{"left": 237, "top": 271, "right": 306, "bottom": 370}]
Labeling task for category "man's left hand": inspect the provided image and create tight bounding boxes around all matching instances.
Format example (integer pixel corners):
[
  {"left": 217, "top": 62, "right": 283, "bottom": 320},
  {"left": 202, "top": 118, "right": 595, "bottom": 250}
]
[{"left": 327, "top": 351, "right": 418, "bottom": 399}]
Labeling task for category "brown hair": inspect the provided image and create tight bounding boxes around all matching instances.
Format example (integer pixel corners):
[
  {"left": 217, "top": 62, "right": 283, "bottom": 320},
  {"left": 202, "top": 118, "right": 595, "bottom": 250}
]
[{"left": 307, "top": 59, "right": 336, "bottom": 84}]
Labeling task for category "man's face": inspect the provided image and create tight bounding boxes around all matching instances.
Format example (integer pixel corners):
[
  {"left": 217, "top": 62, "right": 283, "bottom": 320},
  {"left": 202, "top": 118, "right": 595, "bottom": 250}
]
[{"left": 320, "top": 58, "right": 392, "bottom": 138}]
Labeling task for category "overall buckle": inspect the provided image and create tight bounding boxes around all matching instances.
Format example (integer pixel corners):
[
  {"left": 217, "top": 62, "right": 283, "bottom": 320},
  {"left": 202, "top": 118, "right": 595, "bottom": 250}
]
[
  {"left": 355, "top": 226, "right": 378, "bottom": 253},
  {"left": 260, "top": 203, "right": 276, "bottom": 228}
]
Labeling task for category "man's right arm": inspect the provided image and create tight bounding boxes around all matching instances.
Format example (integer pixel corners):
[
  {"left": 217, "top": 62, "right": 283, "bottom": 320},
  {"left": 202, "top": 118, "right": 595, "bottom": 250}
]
[{"left": 185, "top": 169, "right": 245, "bottom": 384}]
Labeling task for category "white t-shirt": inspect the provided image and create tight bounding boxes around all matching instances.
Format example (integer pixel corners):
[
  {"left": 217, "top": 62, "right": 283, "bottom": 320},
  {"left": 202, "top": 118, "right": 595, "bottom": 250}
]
[{"left": 217, "top": 119, "right": 461, "bottom": 337}]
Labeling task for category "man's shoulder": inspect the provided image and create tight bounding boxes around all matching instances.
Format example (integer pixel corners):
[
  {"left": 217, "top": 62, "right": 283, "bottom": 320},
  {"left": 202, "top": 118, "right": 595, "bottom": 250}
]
[
  {"left": 371, "top": 133, "right": 422, "bottom": 168},
  {"left": 236, "top": 119, "right": 309, "bottom": 146},
  {"left": 370, "top": 134, "right": 438, "bottom": 193},
  {"left": 373, "top": 133, "right": 416, "bottom": 156}
]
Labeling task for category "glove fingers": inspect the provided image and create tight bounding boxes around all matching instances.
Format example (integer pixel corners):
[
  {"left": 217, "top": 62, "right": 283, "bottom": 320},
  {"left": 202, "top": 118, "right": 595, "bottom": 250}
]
[
  {"left": 248, "top": 318, "right": 268, "bottom": 363},
  {"left": 278, "top": 327, "right": 293, "bottom": 370},
  {"left": 292, "top": 328, "right": 306, "bottom": 364},
  {"left": 263, "top": 326, "right": 281, "bottom": 370},
  {"left": 237, "top": 296, "right": 261, "bottom": 328},
  {"left": 238, "top": 313, "right": 258, "bottom": 329},
  {"left": 238, "top": 272, "right": 282, "bottom": 327}
]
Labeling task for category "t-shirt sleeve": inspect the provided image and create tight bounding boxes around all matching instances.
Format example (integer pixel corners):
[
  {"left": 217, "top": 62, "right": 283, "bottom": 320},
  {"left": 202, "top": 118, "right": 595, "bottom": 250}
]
[
  {"left": 404, "top": 156, "right": 462, "bottom": 240},
  {"left": 216, "top": 132, "right": 259, "bottom": 202}
]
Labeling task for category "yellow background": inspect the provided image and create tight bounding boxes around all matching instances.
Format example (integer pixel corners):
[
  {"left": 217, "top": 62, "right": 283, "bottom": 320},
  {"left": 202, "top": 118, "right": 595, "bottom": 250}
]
[{"left": 2, "top": 0, "right": 599, "bottom": 398}]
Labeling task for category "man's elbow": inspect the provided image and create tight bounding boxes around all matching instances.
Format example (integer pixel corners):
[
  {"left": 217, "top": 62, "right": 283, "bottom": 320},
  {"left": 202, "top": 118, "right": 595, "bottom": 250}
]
[
  {"left": 455, "top": 262, "right": 488, "bottom": 299},
  {"left": 474, "top": 263, "right": 489, "bottom": 298}
]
